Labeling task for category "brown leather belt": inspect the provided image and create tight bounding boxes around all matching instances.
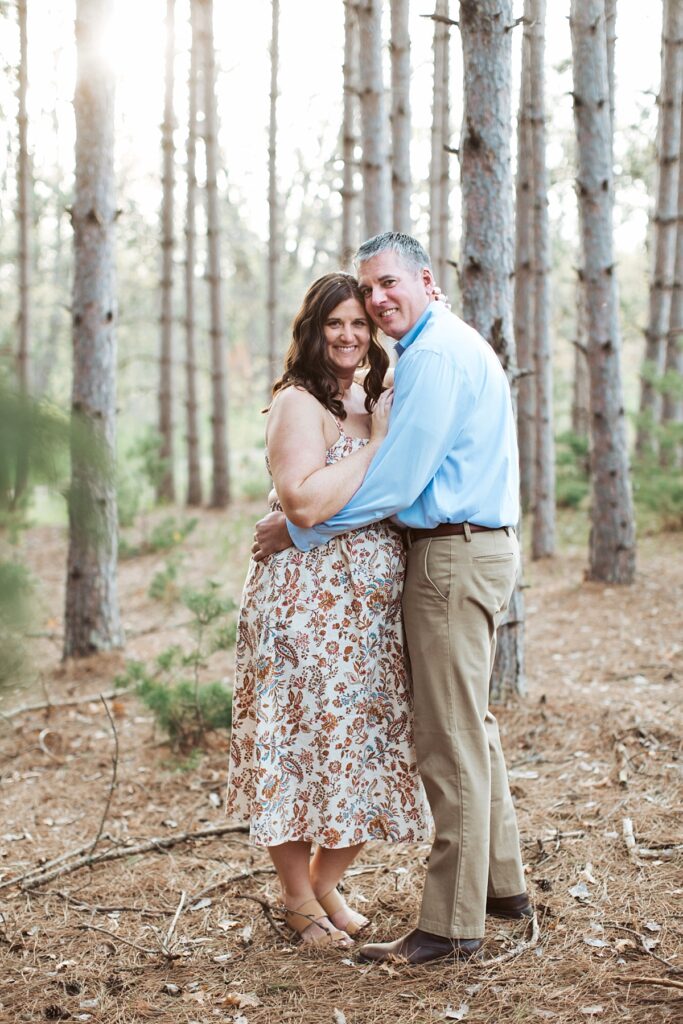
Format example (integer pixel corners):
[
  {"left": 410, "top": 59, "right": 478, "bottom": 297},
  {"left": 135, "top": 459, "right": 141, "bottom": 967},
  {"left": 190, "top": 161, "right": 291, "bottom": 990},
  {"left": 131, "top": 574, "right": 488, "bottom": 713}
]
[{"left": 405, "top": 522, "right": 508, "bottom": 545}]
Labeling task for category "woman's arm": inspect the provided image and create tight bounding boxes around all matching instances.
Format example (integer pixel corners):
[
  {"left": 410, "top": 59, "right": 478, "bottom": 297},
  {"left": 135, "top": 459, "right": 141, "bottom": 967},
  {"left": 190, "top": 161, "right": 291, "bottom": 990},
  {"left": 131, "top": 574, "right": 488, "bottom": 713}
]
[{"left": 266, "top": 387, "right": 392, "bottom": 529}]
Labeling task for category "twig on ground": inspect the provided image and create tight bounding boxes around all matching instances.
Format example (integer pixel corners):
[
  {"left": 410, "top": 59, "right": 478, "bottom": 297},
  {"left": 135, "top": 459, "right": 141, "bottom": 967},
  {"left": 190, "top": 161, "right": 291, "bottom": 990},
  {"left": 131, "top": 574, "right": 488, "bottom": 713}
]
[
  {"left": 616, "top": 975, "right": 683, "bottom": 991},
  {"left": 604, "top": 922, "right": 683, "bottom": 973},
  {"left": 87, "top": 695, "right": 119, "bottom": 862},
  {"left": 76, "top": 923, "right": 161, "bottom": 957},
  {"left": 191, "top": 866, "right": 276, "bottom": 903},
  {"left": 0, "top": 835, "right": 114, "bottom": 891},
  {"left": 11, "top": 823, "right": 248, "bottom": 890},
  {"left": 40, "top": 889, "right": 173, "bottom": 916},
  {"left": 478, "top": 914, "right": 541, "bottom": 968},
  {"left": 2, "top": 688, "right": 132, "bottom": 721},
  {"left": 163, "top": 890, "right": 186, "bottom": 952},
  {"left": 621, "top": 817, "right": 681, "bottom": 861},
  {"left": 234, "top": 892, "right": 290, "bottom": 942},
  {"left": 622, "top": 818, "right": 639, "bottom": 861},
  {"left": 614, "top": 742, "right": 630, "bottom": 787}
]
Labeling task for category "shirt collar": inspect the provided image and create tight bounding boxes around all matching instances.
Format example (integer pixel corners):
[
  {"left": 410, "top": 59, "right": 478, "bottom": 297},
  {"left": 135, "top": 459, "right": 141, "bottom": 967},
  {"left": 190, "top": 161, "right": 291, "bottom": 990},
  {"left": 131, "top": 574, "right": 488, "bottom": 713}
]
[{"left": 394, "top": 304, "right": 434, "bottom": 358}]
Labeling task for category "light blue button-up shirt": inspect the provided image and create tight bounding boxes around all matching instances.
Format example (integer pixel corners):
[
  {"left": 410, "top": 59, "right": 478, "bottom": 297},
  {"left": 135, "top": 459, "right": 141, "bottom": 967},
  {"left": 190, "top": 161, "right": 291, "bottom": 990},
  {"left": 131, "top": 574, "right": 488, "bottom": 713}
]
[{"left": 286, "top": 301, "right": 520, "bottom": 552}]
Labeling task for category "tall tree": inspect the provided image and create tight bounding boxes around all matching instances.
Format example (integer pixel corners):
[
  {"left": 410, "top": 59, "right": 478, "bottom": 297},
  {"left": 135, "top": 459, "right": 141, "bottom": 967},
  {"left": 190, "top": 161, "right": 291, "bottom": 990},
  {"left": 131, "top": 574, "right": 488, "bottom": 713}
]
[
  {"left": 429, "top": 1, "right": 450, "bottom": 287},
  {"left": 356, "top": 0, "right": 391, "bottom": 236},
  {"left": 637, "top": 0, "right": 683, "bottom": 456},
  {"left": 390, "top": 0, "right": 411, "bottom": 232},
  {"left": 570, "top": 0, "right": 636, "bottom": 584},
  {"left": 64, "top": 0, "right": 123, "bottom": 658},
  {"left": 514, "top": 8, "right": 535, "bottom": 512},
  {"left": 267, "top": 0, "right": 280, "bottom": 391},
  {"left": 662, "top": 93, "right": 683, "bottom": 462},
  {"left": 459, "top": 0, "right": 524, "bottom": 700},
  {"left": 341, "top": 0, "right": 360, "bottom": 268},
  {"left": 158, "top": 0, "right": 176, "bottom": 503},
  {"left": 199, "top": 0, "right": 230, "bottom": 506},
  {"left": 16, "top": 0, "right": 30, "bottom": 394},
  {"left": 529, "top": 0, "right": 554, "bottom": 559},
  {"left": 184, "top": 0, "right": 202, "bottom": 506}
]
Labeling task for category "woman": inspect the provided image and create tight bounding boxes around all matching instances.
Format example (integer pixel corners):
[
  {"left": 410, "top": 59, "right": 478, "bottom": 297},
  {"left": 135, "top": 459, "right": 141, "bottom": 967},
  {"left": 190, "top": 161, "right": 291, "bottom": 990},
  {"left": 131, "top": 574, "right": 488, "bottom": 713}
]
[{"left": 226, "top": 273, "right": 431, "bottom": 947}]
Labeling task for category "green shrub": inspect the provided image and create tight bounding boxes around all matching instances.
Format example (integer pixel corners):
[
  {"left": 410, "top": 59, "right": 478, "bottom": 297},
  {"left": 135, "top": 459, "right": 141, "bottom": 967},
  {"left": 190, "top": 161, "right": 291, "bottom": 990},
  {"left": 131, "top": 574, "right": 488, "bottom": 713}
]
[
  {"left": 136, "top": 675, "right": 232, "bottom": 750},
  {"left": 555, "top": 430, "right": 590, "bottom": 509},
  {"left": 148, "top": 556, "right": 181, "bottom": 603}
]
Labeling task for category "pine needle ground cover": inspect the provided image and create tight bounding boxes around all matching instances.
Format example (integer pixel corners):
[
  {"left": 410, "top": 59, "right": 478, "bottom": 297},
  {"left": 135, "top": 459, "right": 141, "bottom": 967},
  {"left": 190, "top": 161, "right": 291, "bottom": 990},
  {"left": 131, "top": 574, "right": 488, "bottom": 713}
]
[{"left": 0, "top": 509, "right": 680, "bottom": 1024}]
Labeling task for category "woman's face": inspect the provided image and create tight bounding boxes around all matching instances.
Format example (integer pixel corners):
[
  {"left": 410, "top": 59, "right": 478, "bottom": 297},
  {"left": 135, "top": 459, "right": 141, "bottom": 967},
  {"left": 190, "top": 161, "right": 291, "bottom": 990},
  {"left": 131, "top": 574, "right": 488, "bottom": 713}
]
[{"left": 323, "top": 297, "right": 371, "bottom": 375}]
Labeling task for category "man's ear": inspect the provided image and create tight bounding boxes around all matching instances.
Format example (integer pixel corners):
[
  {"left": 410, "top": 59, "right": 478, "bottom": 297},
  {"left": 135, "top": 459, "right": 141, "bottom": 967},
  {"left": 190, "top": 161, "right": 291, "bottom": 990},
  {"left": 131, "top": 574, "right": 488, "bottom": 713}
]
[{"left": 421, "top": 267, "right": 435, "bottom": 293}]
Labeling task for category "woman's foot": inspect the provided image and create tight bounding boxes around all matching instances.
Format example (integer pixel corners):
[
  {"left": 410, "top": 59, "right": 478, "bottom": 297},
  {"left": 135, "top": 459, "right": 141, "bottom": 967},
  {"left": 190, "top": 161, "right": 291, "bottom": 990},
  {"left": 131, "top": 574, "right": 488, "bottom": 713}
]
[
  {"left": 285, "top": 897, "right": 354, "bottom": 947},
  {"left": 317, "top": 888, "right": 369, "bottom": 937}
]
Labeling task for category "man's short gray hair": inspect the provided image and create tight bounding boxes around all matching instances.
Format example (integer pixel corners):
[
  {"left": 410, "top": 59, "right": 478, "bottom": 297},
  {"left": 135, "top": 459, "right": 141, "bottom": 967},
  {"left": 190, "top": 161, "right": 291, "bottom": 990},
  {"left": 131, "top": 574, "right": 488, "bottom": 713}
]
[{"left": 354, "top": 232, "right": 432, "bottom": 273}]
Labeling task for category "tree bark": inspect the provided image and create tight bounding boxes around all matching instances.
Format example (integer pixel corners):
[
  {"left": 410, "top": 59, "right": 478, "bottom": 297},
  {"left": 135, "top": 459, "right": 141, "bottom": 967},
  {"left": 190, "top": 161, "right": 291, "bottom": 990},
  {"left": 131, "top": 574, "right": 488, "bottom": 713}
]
[
  {"left": 662, "top": 92, "right": 683, "bottom": 464},
  {"left": 529, "top": 0, "right": 555, "bottom": 560},
  {"left": 429, "top": 1, "right": 448, "bottom": 283},
  {"left": 199, "top": 0, "right": 230, "bottom": 506},
  {"left": 267, "top": 0, "right": 280, "bottom": 392},
  {"left": 341, "top": 0, "right": 360, "bottom": 269},
  {"left": 157, "top": 0, "right": 176, "bottom": 503},
  {"left": 17, "top": 0, "right": 31, "bottom": 394},
  {"left": 570, "top": 0, "right": 636, "bottom": 584},
  {"left": 390, "top": 0, "right": 411, "bottom": 232},
  {"left": 184, "top": 0, "right": 202, "bottom": 506},
  {"left": 64, "top": 0, "right": 123, "bottom": 658},
  {"left": 514, "top": 6, "right": 535, "bottom": 512},
  {"left": 459, "top": 0, "right": 525, "bottom": 701},
  {"left": 571, "top": 297, "right": 590, "bottom": 437},
  {"left": 637, "top": 0, "right": 683, "bottom": 456},
  {"left": 356, "top": 0, "right": 391, "bottom": 237}
]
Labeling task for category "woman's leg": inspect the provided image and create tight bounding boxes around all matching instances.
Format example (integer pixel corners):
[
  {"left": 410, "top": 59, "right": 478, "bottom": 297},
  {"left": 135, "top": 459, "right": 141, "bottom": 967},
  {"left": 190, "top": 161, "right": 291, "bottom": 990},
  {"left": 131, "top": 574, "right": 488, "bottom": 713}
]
[
  {"left": 310, "top": 843, "right": 368, "bottom": 932},
  {"left": 268, "top": 840, "right": 352, "bottom": 944}
]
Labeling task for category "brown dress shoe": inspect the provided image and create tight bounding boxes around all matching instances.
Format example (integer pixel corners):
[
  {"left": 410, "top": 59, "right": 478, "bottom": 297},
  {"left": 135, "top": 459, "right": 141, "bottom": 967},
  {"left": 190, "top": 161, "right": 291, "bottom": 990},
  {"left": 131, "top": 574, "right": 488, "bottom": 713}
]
[
  {"left": 486, "top": 892, "right": 533, "bottom": 920},
  {"left": 357, "top": 928, "right": 482, "bottom": 965}
]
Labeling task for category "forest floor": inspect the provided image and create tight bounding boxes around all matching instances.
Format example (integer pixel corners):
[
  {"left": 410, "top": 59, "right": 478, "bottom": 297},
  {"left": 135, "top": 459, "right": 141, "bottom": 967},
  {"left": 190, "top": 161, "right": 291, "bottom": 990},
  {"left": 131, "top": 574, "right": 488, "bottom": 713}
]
[{"left": 0, "top": 506, "right": 681, "bottom": 1024}]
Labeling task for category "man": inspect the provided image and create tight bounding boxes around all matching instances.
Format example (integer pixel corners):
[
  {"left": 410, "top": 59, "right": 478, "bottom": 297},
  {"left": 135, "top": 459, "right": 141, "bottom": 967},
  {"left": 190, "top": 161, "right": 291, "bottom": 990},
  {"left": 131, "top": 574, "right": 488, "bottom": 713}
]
[{"left": 253, "top": 232, "right": 532, "bottom": 964}]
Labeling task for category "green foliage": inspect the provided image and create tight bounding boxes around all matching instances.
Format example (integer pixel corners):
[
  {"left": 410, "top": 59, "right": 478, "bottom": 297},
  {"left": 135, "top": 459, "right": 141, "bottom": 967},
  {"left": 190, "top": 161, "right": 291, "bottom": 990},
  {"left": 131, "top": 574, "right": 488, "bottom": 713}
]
[
  {"left": 116, "top": 429, "right": 172, "bottom": 527},
  {"left": 555, "top": 431, "right": 590, "bottom": 509},
  {"left": 632, "top": 452, "right": 683, "bottom": 531},
  {"left": 148, "top": 556, "right": 181, "bottom": 604},
  {"left": 119, "top": 515, "right": 198, "bottom": 560},
  {"left": 114, "top": 580, "right": 237, "bottom": 751}
]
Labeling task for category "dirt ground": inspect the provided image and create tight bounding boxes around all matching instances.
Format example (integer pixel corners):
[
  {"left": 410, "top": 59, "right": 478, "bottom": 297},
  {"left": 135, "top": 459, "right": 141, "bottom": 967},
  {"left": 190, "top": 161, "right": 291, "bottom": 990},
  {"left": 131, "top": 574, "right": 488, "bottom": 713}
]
[{"left": 0, "top": 508, "right": 681, "bottom": 1024}]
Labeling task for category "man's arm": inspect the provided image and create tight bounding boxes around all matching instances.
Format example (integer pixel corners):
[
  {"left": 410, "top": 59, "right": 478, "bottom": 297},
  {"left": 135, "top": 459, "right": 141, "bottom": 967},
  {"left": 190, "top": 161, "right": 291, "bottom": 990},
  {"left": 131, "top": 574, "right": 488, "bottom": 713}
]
[{"left": 287, "top": 348, "right": 470, "bottom": 551}]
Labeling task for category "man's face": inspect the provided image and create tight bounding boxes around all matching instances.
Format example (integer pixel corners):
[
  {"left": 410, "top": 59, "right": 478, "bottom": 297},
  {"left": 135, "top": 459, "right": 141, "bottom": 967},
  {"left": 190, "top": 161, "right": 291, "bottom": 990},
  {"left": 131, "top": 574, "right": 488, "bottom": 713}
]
[{"left": 357, "top": 251, "right": 434, "bottom": 340}]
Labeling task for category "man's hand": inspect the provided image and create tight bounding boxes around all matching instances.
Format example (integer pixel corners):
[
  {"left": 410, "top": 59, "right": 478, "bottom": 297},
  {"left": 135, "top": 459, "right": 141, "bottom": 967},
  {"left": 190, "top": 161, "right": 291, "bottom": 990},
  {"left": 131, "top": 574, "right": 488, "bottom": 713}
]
[{"left": 251, "top": 510, "right": 293, "bottom": 562}]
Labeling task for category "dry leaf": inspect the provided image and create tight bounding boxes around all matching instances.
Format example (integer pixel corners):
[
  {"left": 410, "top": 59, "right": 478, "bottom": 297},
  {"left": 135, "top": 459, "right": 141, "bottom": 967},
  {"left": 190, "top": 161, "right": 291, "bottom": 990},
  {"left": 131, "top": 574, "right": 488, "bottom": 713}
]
[
  {"left": 217, "top": 918, "right": 239, "bottom": 931},
  {"left": 333, "top": 1011, "right": 347, "bottom": 1024},
  {"left": 583, "top": 937, "right": 608, "bottom": 948},
  {"left": 444, "top": 1002, "right": 469, "bottom": 1020},
  {"left": 644, "top": 921, "right": 662, "bottom": 932},
  {"left": 223, "top": 992, "right": 261, "bottom": 1009},
  {"left": 568, "top": 881, "right": 590, "bottom": 901},
  {"left": 189, "top": 897, "right": 212, "bottom": 912},
  {"left": 580, "top": 1007, "right": 604, "bottom": 1016}
]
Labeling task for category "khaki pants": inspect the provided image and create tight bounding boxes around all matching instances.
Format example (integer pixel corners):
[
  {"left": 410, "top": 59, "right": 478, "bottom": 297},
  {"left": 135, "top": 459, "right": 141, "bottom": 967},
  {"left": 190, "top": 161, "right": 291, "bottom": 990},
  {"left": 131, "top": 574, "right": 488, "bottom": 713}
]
[{"left": 402, "top": 528, "right": 526, "bottom": 938}]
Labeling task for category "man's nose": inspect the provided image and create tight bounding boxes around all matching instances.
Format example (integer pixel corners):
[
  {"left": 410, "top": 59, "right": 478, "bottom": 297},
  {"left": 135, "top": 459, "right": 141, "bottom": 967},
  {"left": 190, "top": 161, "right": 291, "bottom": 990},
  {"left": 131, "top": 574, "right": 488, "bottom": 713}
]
[{"left": 371, "top": 286, "right": 385, "bottom": 306}]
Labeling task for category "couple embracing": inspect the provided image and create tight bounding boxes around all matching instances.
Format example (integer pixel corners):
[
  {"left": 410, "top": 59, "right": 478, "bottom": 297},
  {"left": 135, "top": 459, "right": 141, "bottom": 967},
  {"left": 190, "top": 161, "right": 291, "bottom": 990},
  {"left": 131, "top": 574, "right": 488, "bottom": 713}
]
[{"left": 226, "top": 232, "right": 532, "bottom": 964}]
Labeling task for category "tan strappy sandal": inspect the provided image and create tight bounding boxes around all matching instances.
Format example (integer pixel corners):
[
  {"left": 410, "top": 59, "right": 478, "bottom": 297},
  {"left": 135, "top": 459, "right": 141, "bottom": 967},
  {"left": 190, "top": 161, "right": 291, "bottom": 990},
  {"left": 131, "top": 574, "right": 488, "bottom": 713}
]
[
  {"left": 318, "top": 888, "right": 369, "bottom": 937},
  {"left": 285, "top": 897, "right": 353, "bottom": 946}
]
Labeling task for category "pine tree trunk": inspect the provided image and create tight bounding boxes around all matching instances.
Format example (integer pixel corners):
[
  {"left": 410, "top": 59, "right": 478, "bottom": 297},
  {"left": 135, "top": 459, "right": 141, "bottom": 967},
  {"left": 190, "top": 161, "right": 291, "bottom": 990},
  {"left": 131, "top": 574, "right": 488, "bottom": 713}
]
[
  {"left": 341, "top": 0, "right": 360, "bottom": 269},
  {"left": 17, "top": 0, "right": 31, "bottom": 394},
  {"left": 429, "top": 2, "right": 448, "bottom": 280},
  {"left": 199, "top": 0, "right": 230, "bottom": 506},
  {"left": 570, "top": 0, "right": 636, "bottom": 584},
  {"left": 356, "top": 0, "right": 391, "bottom": 236},
  {"left": 438, "top": 13, "right": 451, "bottom": 295},
  {"left": 529, "top": 0, "right": 555, "bottom": 559},
  {"left": 64, "top": 0, "right": 123, "bottom": 659},
  {"left": 267, "top": 0, "right": 280, "bottom": 391},
  {"left": 157, "top": 0, "right": 175, "bottom": 503},
  {"left": 514, "top": 6, "right": 535, "bottom": 512},
  {"left": 637, "top": 0, "right": 683, "bottom": 456},
  {"left": 184, "top": 0, "right": 202, "bottom": 506},
  {"left": 390, "top": 0, "right": 411, "bottom": 232},
  {"left": 459, "top": 0, "right": 525, "bottom": 702},
  {"left": 662, "top": 94, "right": 683, "bottom": 464}
]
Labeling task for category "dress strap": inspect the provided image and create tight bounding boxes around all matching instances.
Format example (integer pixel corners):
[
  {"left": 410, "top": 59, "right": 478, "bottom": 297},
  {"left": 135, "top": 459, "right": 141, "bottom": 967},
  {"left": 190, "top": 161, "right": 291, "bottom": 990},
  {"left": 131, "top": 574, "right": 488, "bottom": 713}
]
[{"left": 325, "top": 407, "right": 345, "bottom": 435}]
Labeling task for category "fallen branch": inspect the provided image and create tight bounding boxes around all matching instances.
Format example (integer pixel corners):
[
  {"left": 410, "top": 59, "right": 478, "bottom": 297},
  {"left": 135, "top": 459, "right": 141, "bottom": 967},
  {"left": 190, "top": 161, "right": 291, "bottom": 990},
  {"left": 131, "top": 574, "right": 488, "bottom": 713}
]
[
  {"left": 479, "top": 914, "right": 541, "bottom": 967},
  {"left": 234, "top": 893, "right": 290, "bottom": 943},
  {"left": 621, "top": 818, "right": 681, "bottom": 862},
  {"left": 87, "top": 696, "right": 119, "bottom": 862},
  {"left": 604, "top": 922, "right": 683, "bottom": 974},
  {"left": 0, "top": 835, "right": 114, "bottom": 891},
  {"left": 163, "top": 890, "right": 186, "bottom": 953},
  {"left": 616, "top": 975, "right": 683, "bottom": 991},
  {"left": 11, "top": 823, "right": 248, "bottom": 890},
  {"left": 191, "top": 865, "right": 276, "bottom": 903},
  {"left": 614, "top": 742, "right": 629, "bottom": 787},
  {"left": 37, "top": 890, "right": 172, "bottom": 917},
  {"left": 2, "top": 688, "right": 132, "bottom": 721},
  {"left": 622, "top": 818, "right": 639, "bottom": 861},
  {"left": 76, "top": 923, "right": 163, "bottom": 958}
]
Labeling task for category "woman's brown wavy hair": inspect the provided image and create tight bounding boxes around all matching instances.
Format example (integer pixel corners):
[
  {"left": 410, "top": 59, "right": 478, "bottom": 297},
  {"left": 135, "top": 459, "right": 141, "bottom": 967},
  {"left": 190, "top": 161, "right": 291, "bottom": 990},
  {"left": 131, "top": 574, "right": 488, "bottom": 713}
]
[{"left": 270, "top": 272, "right": 389, "bottom": 420}]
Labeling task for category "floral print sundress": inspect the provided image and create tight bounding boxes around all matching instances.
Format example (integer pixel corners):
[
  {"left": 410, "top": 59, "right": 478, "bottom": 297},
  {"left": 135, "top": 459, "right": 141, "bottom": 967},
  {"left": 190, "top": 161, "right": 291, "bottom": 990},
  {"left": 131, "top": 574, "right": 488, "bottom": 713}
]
[{"left": 225, "top": 417, "right": 432, "bottom": 848}]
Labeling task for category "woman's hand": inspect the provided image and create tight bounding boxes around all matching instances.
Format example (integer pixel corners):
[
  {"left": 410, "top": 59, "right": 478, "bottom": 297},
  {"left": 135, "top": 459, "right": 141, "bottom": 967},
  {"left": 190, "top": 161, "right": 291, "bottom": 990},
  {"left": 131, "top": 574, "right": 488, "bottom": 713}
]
[
  {"left": 431, "top": 284, "right": 451, "bottom": 309},
  {"left": 370, "top": 387, "right": 394, "bottom": 444}
]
